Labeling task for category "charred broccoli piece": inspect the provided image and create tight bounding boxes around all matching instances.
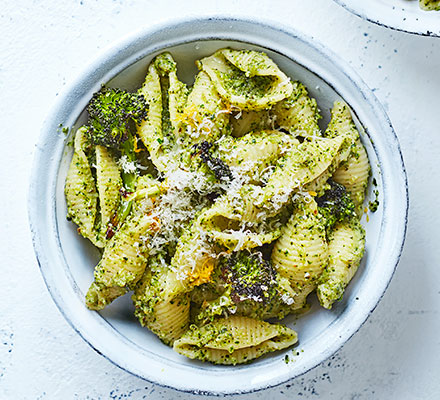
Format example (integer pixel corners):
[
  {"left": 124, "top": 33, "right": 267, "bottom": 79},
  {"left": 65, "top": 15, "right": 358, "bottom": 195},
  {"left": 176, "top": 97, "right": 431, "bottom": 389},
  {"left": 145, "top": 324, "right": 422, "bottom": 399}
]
[
  {"left": 193, "top": 141, "right": 233, "bottom": 182},
  {"left": 194, "top": 250, "right": 294, "bottom": 322},
  {"left": 86, "top": 87, "right": 148, "bottom": 231},
  {"left": 87, "top": 87, "right": 148, "bottom": 148},
  {"left": 222, "top": 250, "right": 277, "bottom": 304},
  {"left": 316, "top": 180, "right": 356, "bottom": 231}
]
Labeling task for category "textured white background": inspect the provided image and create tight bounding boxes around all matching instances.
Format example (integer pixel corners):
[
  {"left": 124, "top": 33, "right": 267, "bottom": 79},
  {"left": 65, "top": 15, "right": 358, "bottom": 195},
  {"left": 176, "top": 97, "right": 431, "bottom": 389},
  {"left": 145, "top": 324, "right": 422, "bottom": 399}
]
[{"left": 1, "top": 0, "right": 440, "bottom": 399}]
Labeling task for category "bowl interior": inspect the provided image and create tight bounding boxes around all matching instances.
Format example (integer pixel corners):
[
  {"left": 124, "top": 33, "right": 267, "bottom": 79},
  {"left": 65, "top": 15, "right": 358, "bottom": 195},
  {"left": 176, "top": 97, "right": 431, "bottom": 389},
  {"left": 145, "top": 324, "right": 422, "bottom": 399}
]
[{"left": 31, "top": 18, "right": 407, "bottom": 395}]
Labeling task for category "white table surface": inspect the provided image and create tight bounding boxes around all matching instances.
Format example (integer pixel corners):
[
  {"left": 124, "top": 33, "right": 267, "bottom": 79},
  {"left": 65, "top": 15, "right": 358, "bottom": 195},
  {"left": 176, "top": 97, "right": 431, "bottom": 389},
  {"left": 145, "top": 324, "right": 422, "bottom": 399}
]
[{"left": 1, "top": 0, "right": 439, "bottom": 398}]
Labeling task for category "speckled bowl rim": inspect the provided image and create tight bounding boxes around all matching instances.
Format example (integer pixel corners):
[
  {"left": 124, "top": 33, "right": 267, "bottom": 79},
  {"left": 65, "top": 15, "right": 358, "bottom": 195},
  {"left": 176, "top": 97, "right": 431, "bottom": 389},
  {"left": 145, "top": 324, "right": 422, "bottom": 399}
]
[
  {"left": 28, "top": 15, "right": 409, "bottom": 396},
  {"left": 333, "top": 0, "right": 440, "bottom": 37}
]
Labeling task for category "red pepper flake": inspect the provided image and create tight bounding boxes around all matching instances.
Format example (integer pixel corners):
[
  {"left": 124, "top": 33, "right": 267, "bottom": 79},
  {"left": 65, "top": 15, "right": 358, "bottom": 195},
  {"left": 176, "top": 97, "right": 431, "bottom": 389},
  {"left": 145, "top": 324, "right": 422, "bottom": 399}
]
[
  {"left": 119, "top": 187, "right": 133, "bottom": 198},
  {"left": 105, "top": 225, "right": 116, "bottom": 240}
]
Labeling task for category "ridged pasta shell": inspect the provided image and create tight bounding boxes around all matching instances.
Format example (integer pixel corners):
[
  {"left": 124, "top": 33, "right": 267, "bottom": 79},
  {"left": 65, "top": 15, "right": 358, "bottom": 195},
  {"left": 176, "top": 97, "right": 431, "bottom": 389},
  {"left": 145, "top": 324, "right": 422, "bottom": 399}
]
[{"left": 174, "top": 316, "right": 297, "bottom": 365}]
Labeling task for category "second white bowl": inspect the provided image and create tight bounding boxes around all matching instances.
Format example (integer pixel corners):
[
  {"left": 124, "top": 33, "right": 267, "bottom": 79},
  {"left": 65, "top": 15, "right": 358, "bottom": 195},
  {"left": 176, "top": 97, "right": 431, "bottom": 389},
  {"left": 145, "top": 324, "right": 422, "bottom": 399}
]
[{"left": 333, "top": 0, "right": 440, "bottom": 36}]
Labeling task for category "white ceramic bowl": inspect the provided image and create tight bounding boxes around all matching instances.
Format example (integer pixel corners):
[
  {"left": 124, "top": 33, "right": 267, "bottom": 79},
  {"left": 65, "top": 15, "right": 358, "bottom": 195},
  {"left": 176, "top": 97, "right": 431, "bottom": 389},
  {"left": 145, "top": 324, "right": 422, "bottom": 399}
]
[
  {"left": 28, "top": 16, "right": 408, "bottom": 395},
  {"left": 333, "top": 0, "right": 440, "bottom": 37}
]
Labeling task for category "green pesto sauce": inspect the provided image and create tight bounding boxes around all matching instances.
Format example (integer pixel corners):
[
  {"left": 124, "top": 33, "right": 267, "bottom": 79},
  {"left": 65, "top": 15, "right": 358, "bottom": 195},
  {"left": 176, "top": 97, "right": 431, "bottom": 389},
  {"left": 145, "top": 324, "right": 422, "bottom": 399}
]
[
  {"left": 160, "top": 76, "right": 173, "bottom": 148},
  {"left": 220, "top": 69, "right": 275, "bottom": 99}
]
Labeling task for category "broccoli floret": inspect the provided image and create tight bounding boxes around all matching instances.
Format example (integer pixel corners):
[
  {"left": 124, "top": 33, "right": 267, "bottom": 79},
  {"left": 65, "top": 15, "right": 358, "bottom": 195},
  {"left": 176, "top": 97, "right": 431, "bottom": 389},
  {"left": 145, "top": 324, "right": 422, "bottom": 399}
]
[
  {"left": 221, "top": 250, "right": 277, "bottom": 304},
  {"left": 86, "top": 87, "right": 148, "bottom": 232},
  {"left": 194, "top": 250, "right": 294, "bottom": 323},
  {"left": 193, "top": 141, "right": 233, "bottom": 182},
  {"left": 87, "top": 87, "right": 148, "bottom": 148},
  {"left": 316, "top": 180, "right": 356, "bottom": 231}
]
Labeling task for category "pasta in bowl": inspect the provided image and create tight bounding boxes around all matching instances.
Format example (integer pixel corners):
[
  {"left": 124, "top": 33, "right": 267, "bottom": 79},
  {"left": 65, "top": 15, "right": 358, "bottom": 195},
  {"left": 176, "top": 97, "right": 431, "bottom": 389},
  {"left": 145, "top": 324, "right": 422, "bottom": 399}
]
[
  {"left": 29, "top": 17, "right": 407, "bottom": 394},
  {"left": 65, "top": 48, "right": 371, "bottom": 364}
]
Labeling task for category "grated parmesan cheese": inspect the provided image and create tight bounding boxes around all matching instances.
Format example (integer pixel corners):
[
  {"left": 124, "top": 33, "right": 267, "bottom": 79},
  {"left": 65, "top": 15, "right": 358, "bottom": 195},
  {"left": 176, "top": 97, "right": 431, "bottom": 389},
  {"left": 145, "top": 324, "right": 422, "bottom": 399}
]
[
  {"left": 281, "top": 293, "right": 295, "bottom": 306},
  {"left": 118, "top": 155, "right": 137, "bottom": 174}
]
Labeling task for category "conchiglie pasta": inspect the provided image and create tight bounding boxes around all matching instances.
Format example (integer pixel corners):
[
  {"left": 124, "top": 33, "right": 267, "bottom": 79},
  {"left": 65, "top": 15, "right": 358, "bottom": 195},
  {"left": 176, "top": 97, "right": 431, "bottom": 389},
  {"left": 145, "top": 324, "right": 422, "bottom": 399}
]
[
  {"left": 86, "top": 214, "right": 153, "bottom": 310},
  {"left": 317, "top": 221, "right": 365, "bottom": 309},
  {"left": 302, "top": 142, "right": 354, "bottom": 196},
  {"left": 272, "top": 81, "right": 321, "bottom": 137},
  {"left": 198, "top": 185, "right": 282, "bottom": 251},
  {"left": 286, "top": 283, "right": 315, "bottom": 312},
  {"left": 137, "top": 53, "right": 188, "bottom": 171},
  {"left": 95, "top": 145, "right": 122, "bottom": 245},
  {"left": 145, "top": 295, "right": 190, "bottom": 344},
  {"left": 218, "top": 130, "right": 298, "bottom": 183},
  {"left": 173, "top": 316, "right": 297, "bottom": 365},
  {"left": 156, "top": 53, "right": 189, "bottom": 136},
  {"left": 182, "top": 71, "right": 230, "bottom": 143},
  {"left": 325, "top": 101, "right": 359, "bottom": 141},
  {"left": 323, "top": 101, "right": 370, "bottom": 211},
  {"left": 302, "top": 101, "right": 362, "bottom": 195},
  {"left": 207, "top": 225, "right": 280, "bottom": 252},
  {"left": 133, "top": 259, "right": 190, "bottom": 345},
  {"left": 271, "top": 196, "right": 328, "bottom": 309},
  {"left": 85, "top": 282, "right": 126, "bottom": 311},
  {"left": 137, "top": 60, "right": 163, "bottom": 167},
  {"left": 130, "top": 175, "right": 161, "bottom": 216},
  {"left": 198, "top": 48, "right": 293, "bottom": 110},
  {"left": 231, "top": 109, "right": 271, "bottom": 137},
  {"left": 332, "top": 138, "right": 370, "bottom": 214},
  {"left": 259, "top": 134, "right": 353, "bottom": 214},
  {"left": 65, "top": 126, "right": 99, "bottom": 246},
  {"left": 166, "top": 222, "right": 217, "bottom": 300}
]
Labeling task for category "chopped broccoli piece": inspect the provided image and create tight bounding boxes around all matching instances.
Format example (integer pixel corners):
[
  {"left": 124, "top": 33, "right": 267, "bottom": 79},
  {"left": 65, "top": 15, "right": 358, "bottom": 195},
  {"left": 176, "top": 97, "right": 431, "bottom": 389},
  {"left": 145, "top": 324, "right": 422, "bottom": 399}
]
[
  {"left": 221, "top": 250, "right": 277, "bottom": 304},
  {"left": 316, "top": 180, "right": 356, "bottom": 230},
  {"left": 86, "top": 87, "right": 148, "bottom": 231},
  {"left": 194, "top": 250, "right": 294, "bottom": 322},
  {"left": 87, "top": 87, "right": 148, "bottom": 149},
  {"left": 193, "top": 141, "right": 233, "bottom": 182}
]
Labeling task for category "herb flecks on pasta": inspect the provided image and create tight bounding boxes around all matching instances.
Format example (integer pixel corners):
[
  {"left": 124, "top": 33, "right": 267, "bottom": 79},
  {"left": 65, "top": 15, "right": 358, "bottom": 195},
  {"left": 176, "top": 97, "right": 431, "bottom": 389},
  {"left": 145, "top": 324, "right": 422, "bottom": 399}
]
[
  {"left": 271, "top": 196, "right": 328, "bottom": 311},
  {"left": 173, "top": 316, "right": 298, "bottom": 365},
  {"left": 137, "top": 53, "right": 189, "bottom": 172},
  {"left": 65, "top": 48, "right": 371, "bottom": 365},
  {"left": 133, "top": 255, "right": 190, "bottom": 345},
  {"left": 65, "top": 126, "right": 100, "bottom": 246},
  {"left": 198, "top": 49, "right": 293, "bottom": 110},
  {"left": 273, "top": 81, "right": 322, "bottom": 137}
]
